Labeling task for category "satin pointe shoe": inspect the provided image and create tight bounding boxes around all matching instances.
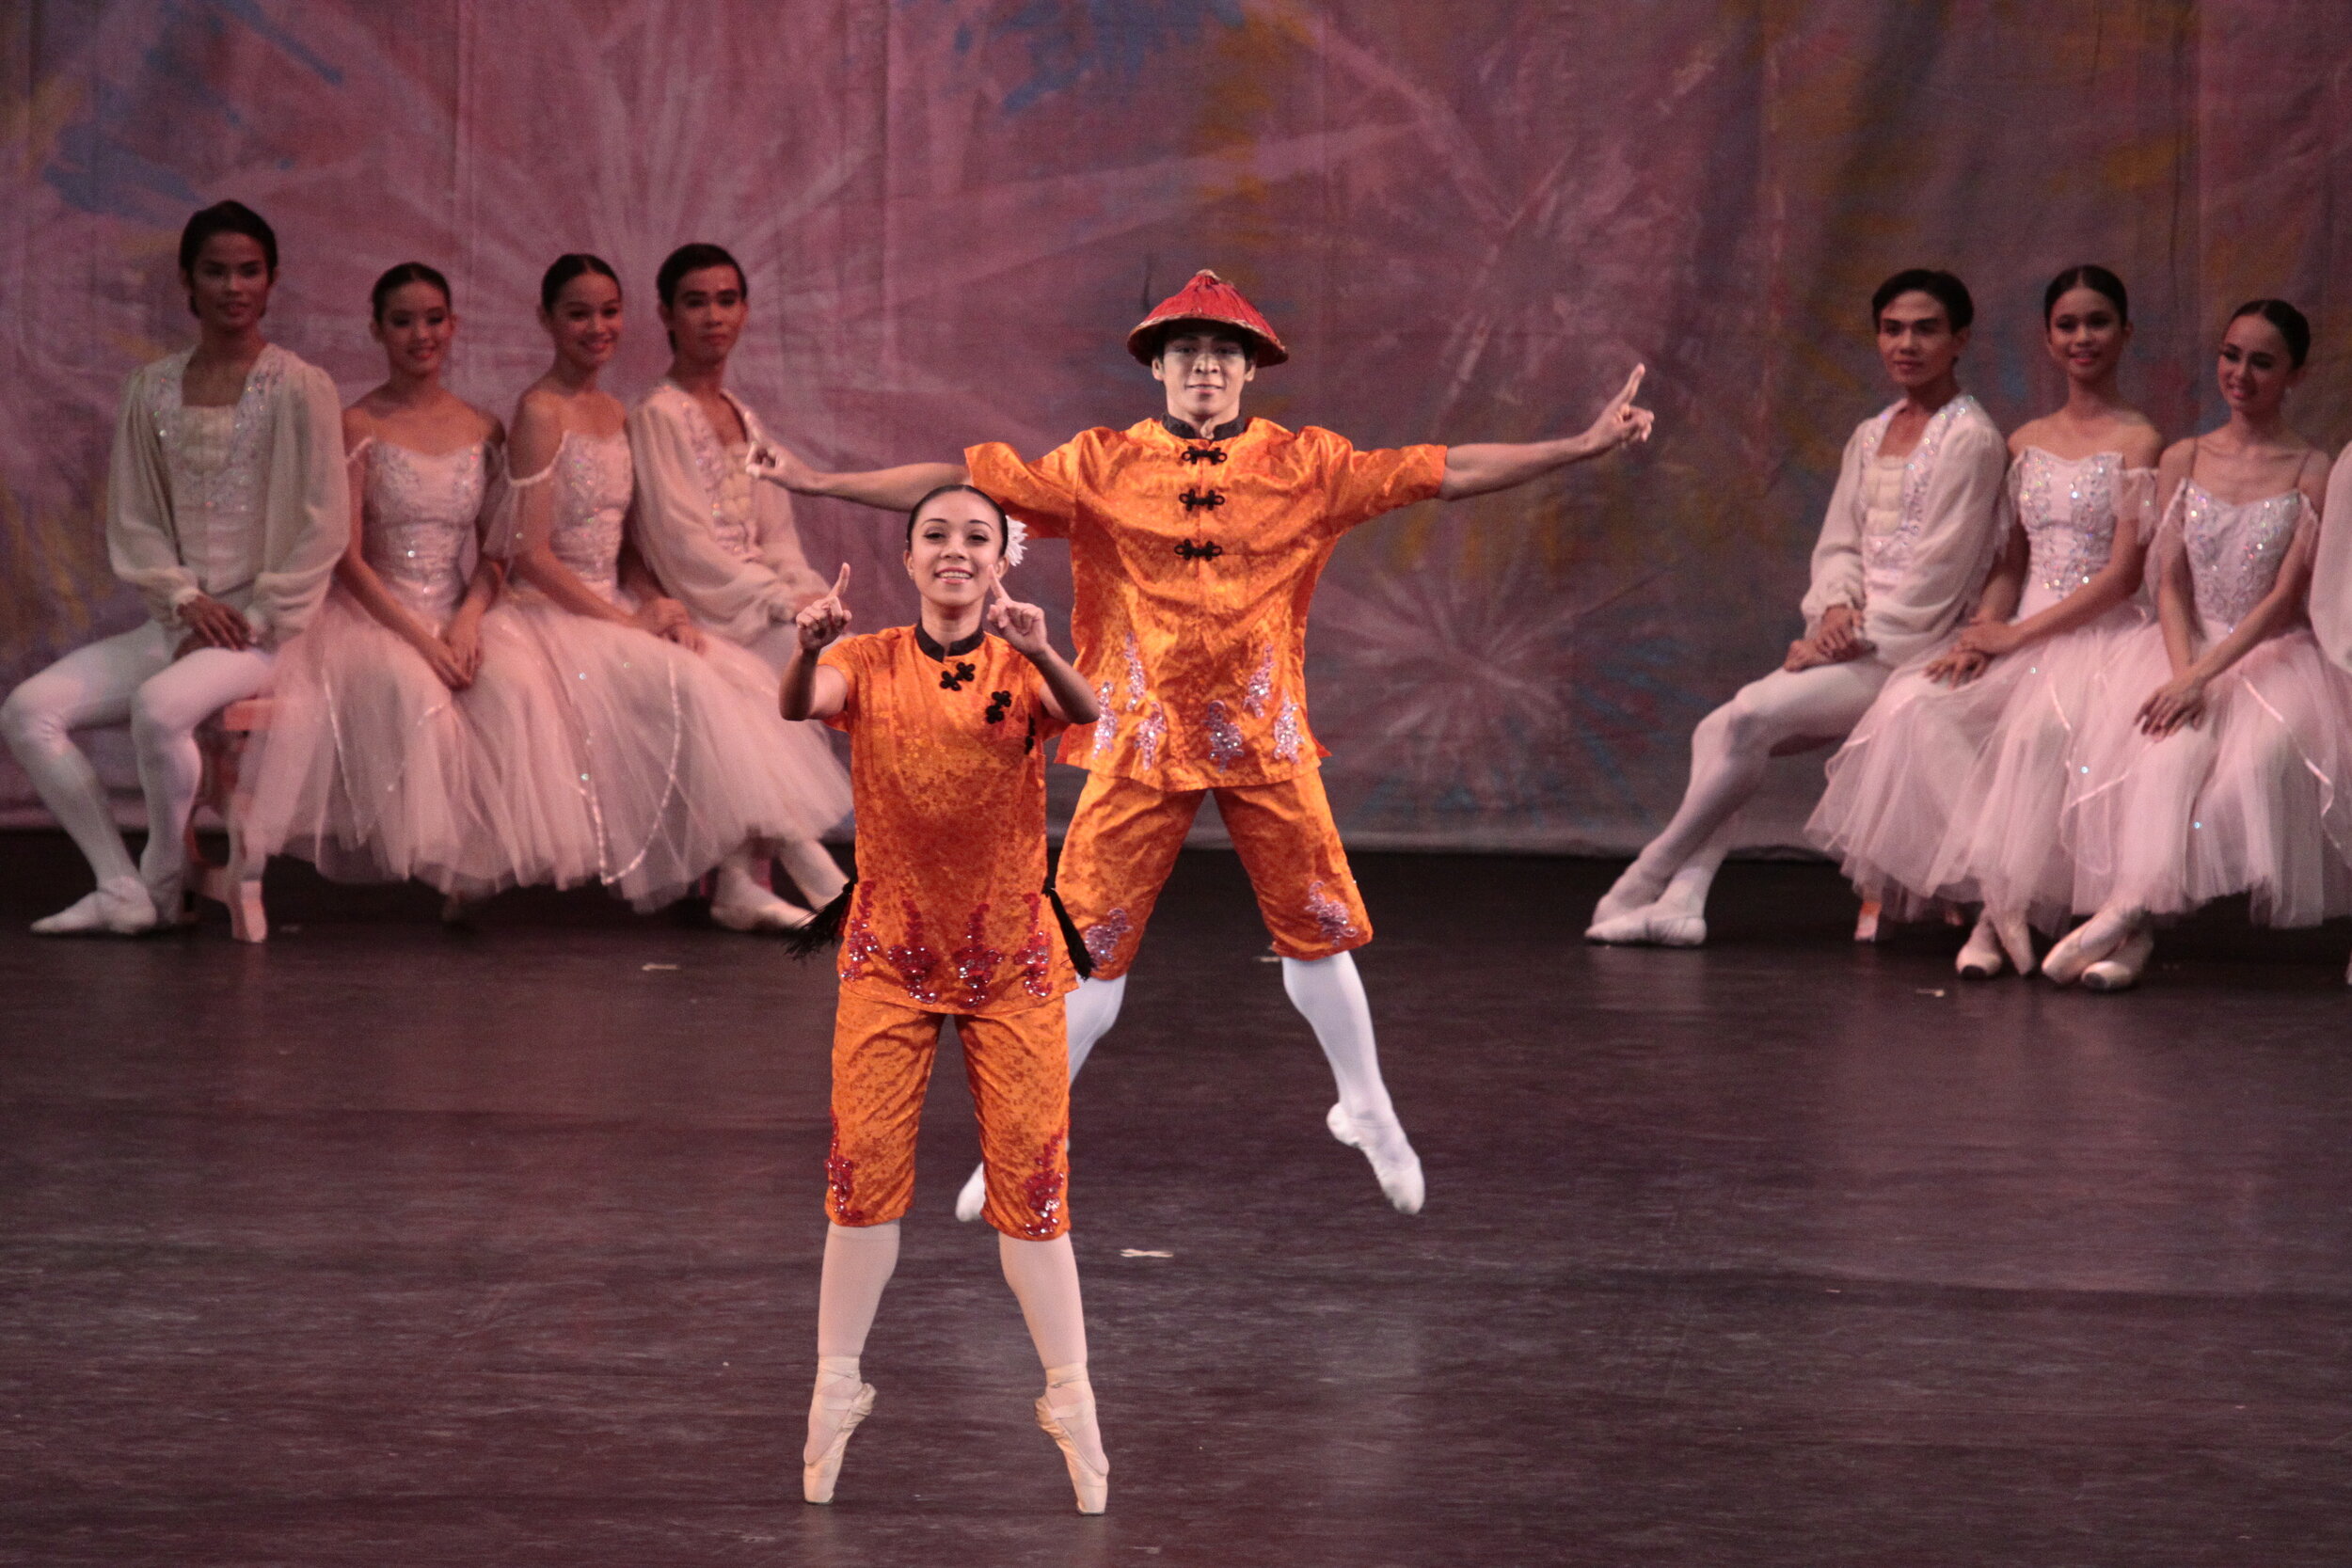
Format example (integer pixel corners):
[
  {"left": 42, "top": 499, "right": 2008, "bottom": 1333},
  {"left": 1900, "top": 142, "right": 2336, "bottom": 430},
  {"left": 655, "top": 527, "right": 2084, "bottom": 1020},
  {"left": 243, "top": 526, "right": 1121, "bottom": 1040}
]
[
  {"left": 1852, "top": 899, "right": 1884, "bottom": 943},
  {"left": 1326, "top": 1103, "right": 1425, "bottom": 1214},
  {"left": 2080, "top": 928, "right": 2154, "bottom": 992},
  {"left": 30, "top": 877, "right": 159, "bottom": 937},
  {"left": 1035, "top": 1376, "right": 1108, "bottom": 1514},
  {"left": 803, "top": 1374, "right": 877, "bottom": 1505},
  {"left": 1994, "top": 912, "right": 2039, "bottom": 977},
  {"left": 952, "top": 1161, "right": 988, "bottom": 1223},
  {"left": 1954, "top": 916, "right": 2005, "bottom": 978},
  {"left": 2042, "top": 910, "right": 2134, "bottom": 986},
  {"left": 711, "top": 884, "right": 814, "bottom": 932}
]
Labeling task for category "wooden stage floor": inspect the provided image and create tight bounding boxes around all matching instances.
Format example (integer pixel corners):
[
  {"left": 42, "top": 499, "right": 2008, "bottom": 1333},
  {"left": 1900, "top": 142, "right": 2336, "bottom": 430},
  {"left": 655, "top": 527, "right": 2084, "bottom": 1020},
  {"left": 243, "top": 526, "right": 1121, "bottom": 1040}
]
[{"left": 5, "top": 832, "right": 2350, "bottom": 1566}]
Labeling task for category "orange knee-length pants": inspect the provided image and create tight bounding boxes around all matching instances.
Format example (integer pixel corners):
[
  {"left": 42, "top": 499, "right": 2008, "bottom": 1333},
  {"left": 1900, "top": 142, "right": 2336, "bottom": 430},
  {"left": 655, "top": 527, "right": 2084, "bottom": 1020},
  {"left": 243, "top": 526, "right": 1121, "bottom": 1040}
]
[
  {"left": 1057, "top": 768, "right": 1372, "bottom": 980},
  {"left": 825, "top": 990, "right": 1071, "bottom": 1240}
]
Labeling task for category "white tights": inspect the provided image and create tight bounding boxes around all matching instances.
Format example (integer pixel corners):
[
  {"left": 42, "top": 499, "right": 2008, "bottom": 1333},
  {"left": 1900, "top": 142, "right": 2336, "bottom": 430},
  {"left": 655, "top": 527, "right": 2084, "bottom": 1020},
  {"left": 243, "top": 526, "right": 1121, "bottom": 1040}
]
[
  {"left": 812, "top": 1221, "right": 1086, "bottom": 1370},
  {"left": 1, "top": 622, "right": 274, "bottom": 894},
  {"left": 1062, "top": 953, "right": 1398, "bottom": 1123},
  {"left": 1607, "top": 657, "right": 1889, "bottom": 916}
]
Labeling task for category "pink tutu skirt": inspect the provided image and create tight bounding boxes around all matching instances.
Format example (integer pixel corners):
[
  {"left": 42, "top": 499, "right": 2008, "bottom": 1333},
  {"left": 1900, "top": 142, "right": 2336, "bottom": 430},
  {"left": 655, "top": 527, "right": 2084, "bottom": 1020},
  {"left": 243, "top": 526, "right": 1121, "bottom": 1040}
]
[
  {"left": 471, "top": 593, "right": 850, "bottom": 910},
  {"left": 240, "top": 591, "right": 523, "bottom": 897},
  {"left": 1810, "top": 605, "right": 2150, "bottom": 928},
  {"left": 2062, "top": 621, "right": 2352, "bottom": 926}
]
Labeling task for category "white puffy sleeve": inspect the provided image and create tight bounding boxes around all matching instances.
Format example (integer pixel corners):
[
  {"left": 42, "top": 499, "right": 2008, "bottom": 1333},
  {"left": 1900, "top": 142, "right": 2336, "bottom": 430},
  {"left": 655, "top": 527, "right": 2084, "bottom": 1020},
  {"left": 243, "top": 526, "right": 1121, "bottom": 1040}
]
[
  {"left": 1797, "top": 420, "right": 1871, "bottom": 631},
  {"left": 627, "top": 394, "right": 809, "bottom": 642},
  {"left": 2312, "top": 445, "right": 2352, "bottom": 671},
  {"left": 1857, "top": 412, "right": 2009, "bottom": 662},
  {"left": 246, "top": 357, "right": 351, "bottom": 643},
  {"left": 104, "top": 361, "right": 197, "bottom": 626}
]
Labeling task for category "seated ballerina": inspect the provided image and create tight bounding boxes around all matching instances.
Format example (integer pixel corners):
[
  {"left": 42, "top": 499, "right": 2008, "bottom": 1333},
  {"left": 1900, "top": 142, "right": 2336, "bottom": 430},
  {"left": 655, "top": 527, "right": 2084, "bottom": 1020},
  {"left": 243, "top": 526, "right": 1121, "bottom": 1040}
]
[
  {"left": 1588, "top": 269, "right": 2008, "bottom": 945},
  {"left": 2045, "top": 300, "right": 2350, "bottom": 991},
  {"left": 0, "top": 201, "right": 343, "bottom": 934},
  {"left": 472, "top": 253, "right": 850, "bottom": 917},
  {"left": 2317, "top": 440, "right": 2352, "bottom": 983},
  {"left": 238, "top": 262, "right": 529, "bottom": 903},
  {"left": 1807, "top": 265, "right": 2163, "bottom": 976},
  {"left": 625, "top": 241, "right": 850, "bottom": 918}
]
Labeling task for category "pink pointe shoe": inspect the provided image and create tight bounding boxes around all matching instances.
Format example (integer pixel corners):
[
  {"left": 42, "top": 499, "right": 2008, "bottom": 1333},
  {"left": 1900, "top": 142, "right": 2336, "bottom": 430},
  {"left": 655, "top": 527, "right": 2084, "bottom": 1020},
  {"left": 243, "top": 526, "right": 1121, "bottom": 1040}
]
[{"left": 2080, "top": 929, "right": 2154, "bottom": 992}]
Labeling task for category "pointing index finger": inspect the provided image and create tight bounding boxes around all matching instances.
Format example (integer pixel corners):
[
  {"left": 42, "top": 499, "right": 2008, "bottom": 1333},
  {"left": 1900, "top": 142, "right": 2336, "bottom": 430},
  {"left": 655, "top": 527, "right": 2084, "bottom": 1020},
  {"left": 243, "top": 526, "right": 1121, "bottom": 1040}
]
[{"left": 1621, "top": 363, "right": 1646, "bottom": 403}]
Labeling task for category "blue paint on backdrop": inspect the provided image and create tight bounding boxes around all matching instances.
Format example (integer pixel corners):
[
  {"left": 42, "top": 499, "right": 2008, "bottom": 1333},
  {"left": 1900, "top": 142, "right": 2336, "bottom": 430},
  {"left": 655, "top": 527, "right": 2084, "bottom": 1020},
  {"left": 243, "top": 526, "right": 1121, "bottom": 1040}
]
[{"left": 923, "top": 0, "right": 1245, "bottom": 113}]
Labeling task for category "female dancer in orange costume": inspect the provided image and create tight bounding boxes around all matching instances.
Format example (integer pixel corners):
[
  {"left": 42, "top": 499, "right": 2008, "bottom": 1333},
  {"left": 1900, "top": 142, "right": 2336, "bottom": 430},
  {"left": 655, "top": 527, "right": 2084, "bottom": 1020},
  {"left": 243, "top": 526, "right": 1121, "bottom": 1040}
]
[{"left": 781, "top": 484, "right": 1106, "bottom": 1512}]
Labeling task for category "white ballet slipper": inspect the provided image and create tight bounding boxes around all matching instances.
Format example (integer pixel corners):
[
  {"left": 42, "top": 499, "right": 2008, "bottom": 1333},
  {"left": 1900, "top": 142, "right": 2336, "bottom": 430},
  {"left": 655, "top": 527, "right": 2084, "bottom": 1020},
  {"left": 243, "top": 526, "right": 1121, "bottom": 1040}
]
[
  {"left": 2080, "top": 929, "right": 2154, "bottom": 993},
  {"left": 1954, "top": 915, "right": 2005, "bottom": 979},
  {"left": 803, "top": 1367, "right": 877, "bottom": 1505},
  {"left": 953, "top": 1161, "right": 988, "bottom": 1223},
  {"left": 710, "top": 885, "right": 814, "bottom": 932},
  {"left": 1852, "top": 899, "right": 1884, "bottom": 943},
  {"left": 1035, "top": 1370, "right": 1107, "bottom": 1514},
  {"left": 31, "top": 877, "right": 159, "bottom": 937},
  {"left": 2042, "top": 908, "right": 2137, "bottom": 987},
  {"left": 1586, "top": 902, "right": 1707, "bottom": 947},
  {"left": 1326, "top": 1102, "right": 1425, "bottom": 1214}
]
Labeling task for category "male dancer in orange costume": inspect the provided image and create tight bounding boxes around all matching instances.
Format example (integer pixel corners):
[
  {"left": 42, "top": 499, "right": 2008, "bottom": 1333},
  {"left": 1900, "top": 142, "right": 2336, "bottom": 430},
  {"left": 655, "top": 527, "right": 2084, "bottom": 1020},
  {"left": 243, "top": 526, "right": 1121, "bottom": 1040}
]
[{"left": 776, "top": 271, "right": 1652, "bottom": 1215}]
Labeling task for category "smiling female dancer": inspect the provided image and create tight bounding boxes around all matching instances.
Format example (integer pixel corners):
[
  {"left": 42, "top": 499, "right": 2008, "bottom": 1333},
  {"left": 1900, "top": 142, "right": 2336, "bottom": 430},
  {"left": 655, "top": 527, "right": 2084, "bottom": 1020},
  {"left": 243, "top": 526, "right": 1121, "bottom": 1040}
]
[
  {"left": 1, "top": 201, "right": 344, "bottom": 934},
  {"left": 1807, "top": 265, "right": 2163, "bottom": 974},
  {"left": 237, "top": 263, "right": 529, "bottom": 900},
  {"left": 477, "top": 254, "right": 848, "bottom": 914},
  {"left": 1589, "top": 269, "right": 2007, "bottom": 947},
  {"left": 782, "top": 485, "right": 1107, "bottom": 1513},
  {"left": 2044, "top": 300, "right": 2348, "bottom": 990}
]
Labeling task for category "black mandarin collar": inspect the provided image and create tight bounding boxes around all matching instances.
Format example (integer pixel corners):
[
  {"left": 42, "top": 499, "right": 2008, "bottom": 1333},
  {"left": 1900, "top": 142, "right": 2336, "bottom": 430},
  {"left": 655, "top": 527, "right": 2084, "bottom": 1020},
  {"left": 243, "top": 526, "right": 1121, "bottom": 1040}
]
[
  {"left": 1161, "top": 414, "right": 1251, "bottom": 443},
  {"left": 914, "top": 624, "right": 987, "bottom": 661}
]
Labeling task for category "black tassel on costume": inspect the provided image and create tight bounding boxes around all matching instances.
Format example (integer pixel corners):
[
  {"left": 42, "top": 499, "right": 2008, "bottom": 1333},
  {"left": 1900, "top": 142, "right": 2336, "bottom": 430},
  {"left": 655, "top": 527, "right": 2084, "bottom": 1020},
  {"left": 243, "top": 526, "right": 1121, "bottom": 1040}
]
[
  {"left": 1046, "top": 872, "right": 1094, "bottom": 981},
  {"left": 783, "top": 879, "right": 857, "bottom": 959}
]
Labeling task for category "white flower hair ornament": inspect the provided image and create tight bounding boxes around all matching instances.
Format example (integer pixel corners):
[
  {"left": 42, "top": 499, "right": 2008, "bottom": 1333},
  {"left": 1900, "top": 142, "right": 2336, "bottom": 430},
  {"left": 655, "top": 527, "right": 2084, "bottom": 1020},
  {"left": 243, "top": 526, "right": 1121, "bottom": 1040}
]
[{"left": 1003, "top": 515, "right": 1028, "bottom": 569}]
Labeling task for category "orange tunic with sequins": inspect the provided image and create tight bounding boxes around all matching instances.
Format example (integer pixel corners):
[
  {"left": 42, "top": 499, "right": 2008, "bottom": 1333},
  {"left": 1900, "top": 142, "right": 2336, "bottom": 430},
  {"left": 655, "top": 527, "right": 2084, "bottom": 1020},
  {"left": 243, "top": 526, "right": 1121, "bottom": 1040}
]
[
  {"left": 966, "top": 419, "right": 1446, "bottom": 791},
  {"left": 819, "top": 626, "right": 1076, "bottom": 1016}
]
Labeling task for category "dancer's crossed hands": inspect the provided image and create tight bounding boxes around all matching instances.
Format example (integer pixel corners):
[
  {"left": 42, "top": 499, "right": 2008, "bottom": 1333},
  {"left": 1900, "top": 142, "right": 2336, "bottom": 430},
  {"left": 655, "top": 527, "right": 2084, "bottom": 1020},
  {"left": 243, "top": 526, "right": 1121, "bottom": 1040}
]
[
  {"left": 983, "top": 573, "right": 1050, "bottom": 657},
  {"left": 797, "top": 562, "right": 853, "bottom": 651},
  {"left": 2137, "top": 671, "right": 2208, "bottom": 736},
  {"left": 1582, "top": 365, "right": 1656, "bottom": 453}
]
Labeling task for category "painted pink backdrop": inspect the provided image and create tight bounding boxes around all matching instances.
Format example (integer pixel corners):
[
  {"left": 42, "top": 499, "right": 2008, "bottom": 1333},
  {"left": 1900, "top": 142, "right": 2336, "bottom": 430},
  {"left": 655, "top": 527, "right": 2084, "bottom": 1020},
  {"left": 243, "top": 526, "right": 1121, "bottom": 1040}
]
[{"left": 4, "top": 1, "right": 2348, "bottom": 851}]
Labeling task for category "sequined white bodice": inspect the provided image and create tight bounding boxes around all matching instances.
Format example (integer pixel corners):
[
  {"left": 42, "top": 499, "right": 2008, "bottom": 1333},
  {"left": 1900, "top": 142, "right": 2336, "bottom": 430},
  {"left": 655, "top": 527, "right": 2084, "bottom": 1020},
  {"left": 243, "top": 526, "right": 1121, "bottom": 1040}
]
[
  {"left": 150, "top": 348, "right": 282, "bottom": 594},
  {"left": 365, "top": 442, "right": 485, "bottom": 621},
  {"left": 2183, "top": 483, "right": 2300, "bottom": 632},
  {"left": 2014, "top": 449, "right": 2124, "bottom": 618},
  {"left": 549, "top": 432, "right": 634, "bottom": 604}
]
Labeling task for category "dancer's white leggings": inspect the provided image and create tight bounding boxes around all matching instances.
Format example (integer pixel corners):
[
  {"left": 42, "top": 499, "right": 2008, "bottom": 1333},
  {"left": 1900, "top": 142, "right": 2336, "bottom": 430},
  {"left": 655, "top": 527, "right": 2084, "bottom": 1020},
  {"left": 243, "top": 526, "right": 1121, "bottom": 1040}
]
[
  {"left": 0, "top": 621, "right": 275, "bottom": 890},
  {"left": 1621, "top": 657, "right": 1891, "bottom": 911}
]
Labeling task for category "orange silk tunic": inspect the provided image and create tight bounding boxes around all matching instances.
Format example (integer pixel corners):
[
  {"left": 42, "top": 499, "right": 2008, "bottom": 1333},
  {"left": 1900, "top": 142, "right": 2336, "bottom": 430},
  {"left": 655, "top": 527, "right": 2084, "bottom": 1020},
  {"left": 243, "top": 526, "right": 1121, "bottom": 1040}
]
[
  {"left": 820, "top": 626, "right": 1075, "bottom": 1016},
  {"left": 966, "top": 418, "right": 1446, "bottom": 791}
]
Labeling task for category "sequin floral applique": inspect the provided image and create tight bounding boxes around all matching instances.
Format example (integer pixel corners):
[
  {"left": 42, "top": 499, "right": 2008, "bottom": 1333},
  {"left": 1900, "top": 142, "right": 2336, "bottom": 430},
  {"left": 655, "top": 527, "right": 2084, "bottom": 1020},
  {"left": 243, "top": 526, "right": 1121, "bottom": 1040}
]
[
  {"left": 887, "top": 898, "right": 942, "bottom": 1006},
  {"left": 1204, "top": 699, "right": 1244, "bottom": 769},
  {"left": 1242, "top": 645, "right": 1276, "bottom": 716},
  {"left": 1083, "top": 908, "right": 1131, "bottom": 970},
  {"left": 825, "top": 1117, "right": 867, "bottom": 1225},
  {"left": 1014, "top": 894, "right": 1055, "bottom": 997},
  {"left": 1305, "top": 880, "right": 1360, "bottom": 946},
  {"left": 1018, "top": 1132, "right": 1068, "bottom": 1238},
  {"left": 951, "top": 905, "right": 1004, "bottom": 1010}
]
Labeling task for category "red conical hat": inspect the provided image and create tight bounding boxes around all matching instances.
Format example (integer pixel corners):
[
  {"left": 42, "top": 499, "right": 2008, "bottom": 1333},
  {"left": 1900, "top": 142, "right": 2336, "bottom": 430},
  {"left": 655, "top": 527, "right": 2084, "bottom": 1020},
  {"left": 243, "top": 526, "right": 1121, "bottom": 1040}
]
[{"left": 1126, "top": 269, "right": 1289, "bottom": 367}]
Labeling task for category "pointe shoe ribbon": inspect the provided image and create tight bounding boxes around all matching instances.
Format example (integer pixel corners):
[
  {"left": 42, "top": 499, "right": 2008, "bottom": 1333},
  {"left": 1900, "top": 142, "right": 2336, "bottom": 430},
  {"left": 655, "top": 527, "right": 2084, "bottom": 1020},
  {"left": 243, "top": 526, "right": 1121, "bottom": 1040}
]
[
  {"left": 1035, "top": 1378, "right": 1108, "bottom": 1514},
  {"left": 803, "top": 1376, "right": 877, "bottom": 1504},
  {"left": 1326, "top": 1103, "right": 1425, "bottom": 1214}
]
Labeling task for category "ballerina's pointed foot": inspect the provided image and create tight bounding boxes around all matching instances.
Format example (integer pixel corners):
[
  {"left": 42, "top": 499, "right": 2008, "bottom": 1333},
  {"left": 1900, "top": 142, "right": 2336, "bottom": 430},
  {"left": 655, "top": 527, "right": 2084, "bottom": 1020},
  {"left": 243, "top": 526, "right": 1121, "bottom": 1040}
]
[
  {"left": 803, "top": 1377, "right": 877, "bottom": 1505},
  {"left": 1954, "top": 916, "right": 2005, "bottom": 979},
  {"left": 2042, "top": 909, "right": 2137, "bottom": 987},
  {"left": 2080, "top": 929, "right": 2154, "bottom": 993},
  {"left": 1585, "top": 903, "right": 1706, "bottom": 947},
  {"left": 952, "top": 1161, "right": 988, "bottom": 1223},
  {"left": 711, "top": 886, "right": 814, "bottom": 932},
  {"left": 1587, "top": 874, "right": 1665, "bottom": 931},
  {"left": 32, "top": 877, "right": 160, "bottom": 937},
  {"left": 1994, "top": 913, "right": 2038, "bottom": 977},
  {"left": 1035, "top": 1379, "right": 1108, "bottom": 1514},
  {"left": 1326, "top": 1102, "right": 1425, "bottom": 1214}
]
